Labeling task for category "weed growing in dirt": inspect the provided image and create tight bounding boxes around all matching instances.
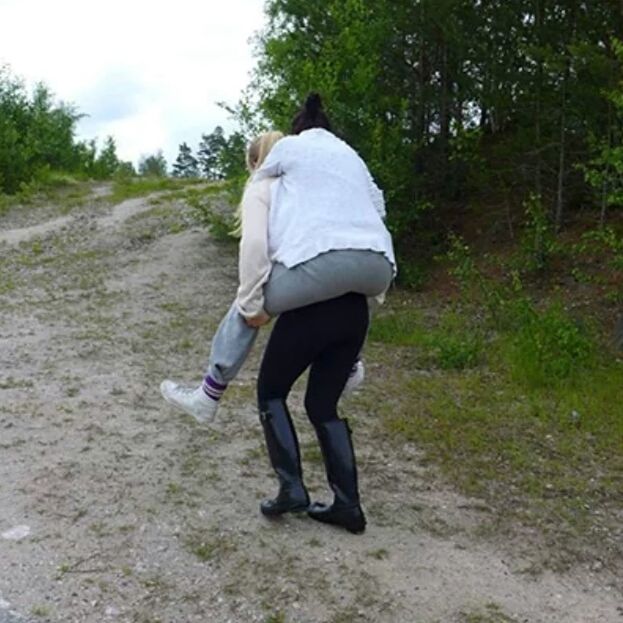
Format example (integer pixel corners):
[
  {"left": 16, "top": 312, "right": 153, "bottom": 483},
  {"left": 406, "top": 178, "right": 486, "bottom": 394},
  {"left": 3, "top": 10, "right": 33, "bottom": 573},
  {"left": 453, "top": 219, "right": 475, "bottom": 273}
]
[
  {"left": 460, "top": 602, "right": 520, "bottom": 623},
  {"left": 366, "top": 548, "right": 389, "bottom": 560},
  {"left": 30, "top": 605, "right": 51, "bottom": 618},
  {"left": 184, "top": 180, "right": 242, "bottom": 242},
  {"left": 185, "top": 527, "right": 238, "bottom": 562}
]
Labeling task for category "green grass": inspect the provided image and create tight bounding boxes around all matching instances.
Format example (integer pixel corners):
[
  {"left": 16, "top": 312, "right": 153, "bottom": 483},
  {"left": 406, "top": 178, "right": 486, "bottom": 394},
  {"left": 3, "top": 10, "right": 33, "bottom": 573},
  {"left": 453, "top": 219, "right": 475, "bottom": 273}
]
[
  {"left": 369, "top": 309, "right": 483, "bottom": 370},
  {"left": 110, "top": 176, "right": 205, "bottom": 203},
  {"left": 369, "top": 297, "right": 622, "bottom": 563}
]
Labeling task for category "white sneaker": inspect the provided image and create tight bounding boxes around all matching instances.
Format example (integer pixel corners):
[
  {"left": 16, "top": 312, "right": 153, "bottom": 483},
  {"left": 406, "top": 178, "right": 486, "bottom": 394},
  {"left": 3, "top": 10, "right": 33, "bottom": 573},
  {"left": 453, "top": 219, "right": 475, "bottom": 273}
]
[
  {"left": 343, "top": 360, "right": 365, "bottom": 395},
  {"left": 160, "top": 380, "right": 218, "bottom": 423}
]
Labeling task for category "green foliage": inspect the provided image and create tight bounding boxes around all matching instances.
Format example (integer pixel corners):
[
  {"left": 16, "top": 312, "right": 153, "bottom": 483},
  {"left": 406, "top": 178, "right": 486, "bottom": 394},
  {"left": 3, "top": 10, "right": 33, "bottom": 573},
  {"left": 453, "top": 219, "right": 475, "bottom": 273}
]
[
  {"left": 578, "top": 39, "right": 623, "bottom": 217},
  {"left": 92, "top": 136, "right": 120, "bottom": 179},
  {"left": 444, "top": 233, "right": 596, "bottom": 386},
  {"left": 369, "top": 308, "right": 482, "bottom": 371},
  {"left": 429, "top": 313, "right": 483, "bottom": 370},
  {"left": 110, "top": 176, "right": 186, "bottom": 202},
  {"left": 185, "top": 181, "right": 240, "bottom": 242},
  {"left": 0, "top": 66, "right": 131, "bottom": 193},
  {"left": 574, "top": 226, "right": 623, "bottom": 270},
  {"left": 505, "top": 303, "right": 594, "bottom": 387},
  {"left": 138, "top": 151, "right": 168, "bottom": 177},
  {"left": 172, "top": 142, "right": 199, "bottom": 178},
  {"left": 0, "top": 66, "right": 83, "bottom": 193},
  {"left": 235, "top": 1, "right": 623, "bottom": 253},
  {"left": 519, "top": 194, "right": 558, "bottom": 273},
  {"left": 197, "top": 127, "right": 247, "bottom": 181}
]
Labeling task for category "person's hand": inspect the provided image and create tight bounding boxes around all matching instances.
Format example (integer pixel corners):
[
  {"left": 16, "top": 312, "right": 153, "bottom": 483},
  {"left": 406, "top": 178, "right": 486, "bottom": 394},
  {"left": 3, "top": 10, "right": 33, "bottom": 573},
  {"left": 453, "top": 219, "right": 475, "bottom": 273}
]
[{"left": 246, "top": 311, "right": 271, "bottom": 328}]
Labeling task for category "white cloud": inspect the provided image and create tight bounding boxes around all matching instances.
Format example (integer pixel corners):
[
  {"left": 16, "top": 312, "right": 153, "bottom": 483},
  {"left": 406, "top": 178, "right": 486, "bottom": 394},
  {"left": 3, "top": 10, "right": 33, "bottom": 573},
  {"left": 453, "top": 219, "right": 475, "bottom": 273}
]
[{"left": 0, "top": 0, "right": 266, "bottom": 166}]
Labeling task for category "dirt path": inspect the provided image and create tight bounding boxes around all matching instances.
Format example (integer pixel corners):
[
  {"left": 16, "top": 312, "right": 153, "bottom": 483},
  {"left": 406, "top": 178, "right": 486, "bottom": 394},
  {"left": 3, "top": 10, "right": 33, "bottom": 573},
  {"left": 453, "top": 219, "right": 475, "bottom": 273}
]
[{"left": 0, "top": 187, "right": 620, "bottom": 623}]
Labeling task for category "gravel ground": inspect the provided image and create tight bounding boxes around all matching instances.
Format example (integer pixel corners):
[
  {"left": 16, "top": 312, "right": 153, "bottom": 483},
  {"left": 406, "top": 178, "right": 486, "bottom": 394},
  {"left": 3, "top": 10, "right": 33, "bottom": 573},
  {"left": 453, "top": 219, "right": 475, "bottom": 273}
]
[{"left": 0, "top": 186, "right": 621, "bottom": 623}]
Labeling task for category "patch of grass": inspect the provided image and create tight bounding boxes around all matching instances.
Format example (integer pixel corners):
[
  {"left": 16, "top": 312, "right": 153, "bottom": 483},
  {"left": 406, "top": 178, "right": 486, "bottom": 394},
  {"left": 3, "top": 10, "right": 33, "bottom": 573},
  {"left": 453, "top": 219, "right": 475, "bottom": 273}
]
[
  {"left": 382, "top": 358, "right": 622, "bottom": 548},
  {"left": 0, "top": 377, "right": 34, "bottom": 389},
  {"left": 110, "top": 177, "right": 194, "bottom": 202},
  {"left": 460, "top": 602, "right": 519, "bottom": 623},
  {"left": 184, "top": 527, "right": 238, "bottom": 562},
  {"left": 369, "top": 308, "right": 483, "bottom": 370},
  {"left": 329, "top": 607, "right": 362, "bottom": 623},
  {"left": 184, "top": 180, "right": 240, "bottom": 242},
  {"left": 301, "top": 440, "right": 323, "bottom": 463},
  {"left": 502, "top": 302, "right": 595, "bottom": 387},
  {"left": 31, "top": 605, "right": 51, "bottom": 617},
  {"left": 264, "top": 612, "right": 286, "bottom": 623}
]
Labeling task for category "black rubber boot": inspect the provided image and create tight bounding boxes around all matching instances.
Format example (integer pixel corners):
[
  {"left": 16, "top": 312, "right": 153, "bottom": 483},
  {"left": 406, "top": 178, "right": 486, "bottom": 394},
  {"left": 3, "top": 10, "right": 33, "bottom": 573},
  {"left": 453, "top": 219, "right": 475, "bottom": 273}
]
[
  {"left": 258, "top": 399, "right": 310, "bottom": 516},
  {"left": 308, "top": 418, "right": 366, "bottom": 534}
]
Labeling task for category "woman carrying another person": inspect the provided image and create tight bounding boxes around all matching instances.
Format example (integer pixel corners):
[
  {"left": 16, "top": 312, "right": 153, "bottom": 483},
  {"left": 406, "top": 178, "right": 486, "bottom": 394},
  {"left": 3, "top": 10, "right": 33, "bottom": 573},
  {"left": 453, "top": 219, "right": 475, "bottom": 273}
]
[{"left": 160, "top": 93, "right": 396, "bottom": 423}]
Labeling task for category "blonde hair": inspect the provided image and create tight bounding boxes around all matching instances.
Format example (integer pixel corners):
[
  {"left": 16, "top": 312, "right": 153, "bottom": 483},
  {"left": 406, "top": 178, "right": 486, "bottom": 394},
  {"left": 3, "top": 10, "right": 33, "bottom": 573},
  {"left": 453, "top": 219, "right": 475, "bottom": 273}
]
[
  {"left": 231, "top": 130, "right": 284, "bottom": 237},
  {"left": 246, "top": 130, "right": 283, "bottom": 172}
]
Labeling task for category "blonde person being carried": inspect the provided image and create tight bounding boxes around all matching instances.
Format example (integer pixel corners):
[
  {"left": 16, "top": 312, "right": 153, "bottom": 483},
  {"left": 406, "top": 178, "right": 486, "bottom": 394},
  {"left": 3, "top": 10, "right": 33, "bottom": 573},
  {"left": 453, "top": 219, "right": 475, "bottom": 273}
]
[{"left": 160, "top": 93, "right": 396, "bottom": 422}]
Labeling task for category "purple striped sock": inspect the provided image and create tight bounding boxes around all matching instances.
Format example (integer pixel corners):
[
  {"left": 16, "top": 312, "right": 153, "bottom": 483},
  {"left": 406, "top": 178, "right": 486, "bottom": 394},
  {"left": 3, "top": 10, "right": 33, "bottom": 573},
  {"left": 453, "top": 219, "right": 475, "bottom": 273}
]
[{"left": 202, "top": 375, "right": 227, "bottom": 401}]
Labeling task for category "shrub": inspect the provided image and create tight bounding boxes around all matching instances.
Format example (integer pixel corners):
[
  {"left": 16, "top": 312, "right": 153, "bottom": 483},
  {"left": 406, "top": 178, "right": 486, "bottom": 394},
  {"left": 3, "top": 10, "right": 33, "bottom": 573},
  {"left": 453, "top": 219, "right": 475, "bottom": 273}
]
[
  {"left": 369, "top": 308, "right": 483, "bottom": 370},
  {"left": 506, "top": 302, "right": 594, "bottom": 387},
  {"left": 427, "top": 315, "right": 483, "bottom": 370}
]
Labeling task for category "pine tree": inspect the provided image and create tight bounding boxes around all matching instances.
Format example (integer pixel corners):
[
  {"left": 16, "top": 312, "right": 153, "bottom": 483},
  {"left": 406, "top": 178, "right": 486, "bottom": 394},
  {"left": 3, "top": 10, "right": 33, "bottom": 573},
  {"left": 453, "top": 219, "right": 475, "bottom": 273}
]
[
  {"left": 197, "top": 127, "right": 227, "bottom": 179},
  {"left": 172, "top": 142, "right": 199, "bottom": 178}
]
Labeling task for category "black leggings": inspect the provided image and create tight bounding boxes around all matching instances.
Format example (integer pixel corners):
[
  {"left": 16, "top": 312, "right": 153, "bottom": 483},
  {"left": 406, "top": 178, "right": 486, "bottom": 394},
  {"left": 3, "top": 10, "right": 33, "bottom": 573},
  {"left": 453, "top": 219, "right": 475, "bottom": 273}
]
[{"left": 257, "top": 293, "right": 369, "bottom": 426}]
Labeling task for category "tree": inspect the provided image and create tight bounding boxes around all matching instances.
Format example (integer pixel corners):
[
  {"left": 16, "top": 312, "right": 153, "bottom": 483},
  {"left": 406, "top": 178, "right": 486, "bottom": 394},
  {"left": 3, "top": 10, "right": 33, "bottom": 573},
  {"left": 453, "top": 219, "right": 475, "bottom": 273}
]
[
  {"left": 172, "top": 142, "right": 199, "bottom": 178},
  {"left": 239, "top": 0, "right": 623, "bottom": 253},
  {"left": 138, "top": 150, "right": 168, "bottom": 177},
  {"left": 93, "top": 136, "right": 120, "bottom": 179},
  {"left": 0, "top": 66, "right": 82, "bottom": 193},
  {"left": 197, "top": 126, "right": 227, "bottom": 179}
]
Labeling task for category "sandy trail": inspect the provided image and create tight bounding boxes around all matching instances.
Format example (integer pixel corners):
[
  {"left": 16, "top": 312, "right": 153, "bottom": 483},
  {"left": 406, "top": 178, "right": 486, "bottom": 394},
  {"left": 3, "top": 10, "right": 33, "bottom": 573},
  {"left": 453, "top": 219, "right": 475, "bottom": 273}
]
[{"left": 0, "top": 188, "right": 620, "bottom": 623}]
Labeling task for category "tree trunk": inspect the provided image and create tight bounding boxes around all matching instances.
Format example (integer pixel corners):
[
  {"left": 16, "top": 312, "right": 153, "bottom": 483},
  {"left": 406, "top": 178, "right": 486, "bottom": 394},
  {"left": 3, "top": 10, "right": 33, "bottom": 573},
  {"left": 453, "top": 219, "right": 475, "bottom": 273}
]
[
  {"left": 534, "top": 0, "right": 543, "bottom": 197},
  {"left": 615, "top": 315, "right": 623, "bottom": 351},
  {"left": 440, "top": 41, "right": 451, "bottom": 155},
  {"left": 555, "top": 74, "right": 567, "bottom": 232}
]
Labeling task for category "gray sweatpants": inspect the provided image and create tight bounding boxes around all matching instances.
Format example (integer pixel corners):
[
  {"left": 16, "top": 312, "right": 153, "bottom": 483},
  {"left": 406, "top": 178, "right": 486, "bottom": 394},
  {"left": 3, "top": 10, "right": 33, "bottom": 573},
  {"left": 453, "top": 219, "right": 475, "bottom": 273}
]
[{"left": 207, "top": 250, "right": 393, "bottom": 384}]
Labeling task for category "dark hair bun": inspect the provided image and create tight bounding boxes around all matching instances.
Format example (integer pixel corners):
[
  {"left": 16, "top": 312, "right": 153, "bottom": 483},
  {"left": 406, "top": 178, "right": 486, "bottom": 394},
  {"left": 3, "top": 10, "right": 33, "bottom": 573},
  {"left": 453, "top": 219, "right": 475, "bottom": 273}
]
[{"left": 305, "top": 92, "right": 323, "bottom": 116}]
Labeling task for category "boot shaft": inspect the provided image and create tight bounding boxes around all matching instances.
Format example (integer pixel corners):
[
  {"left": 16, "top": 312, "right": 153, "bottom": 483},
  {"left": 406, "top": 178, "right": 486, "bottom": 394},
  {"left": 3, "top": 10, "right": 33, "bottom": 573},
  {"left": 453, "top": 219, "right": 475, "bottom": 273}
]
[
  {"left": 314, "top": 418, "right": 361, "bottom": 508},
  {"left": 258, "top": 398, "right": 309, "bottom": 515}
]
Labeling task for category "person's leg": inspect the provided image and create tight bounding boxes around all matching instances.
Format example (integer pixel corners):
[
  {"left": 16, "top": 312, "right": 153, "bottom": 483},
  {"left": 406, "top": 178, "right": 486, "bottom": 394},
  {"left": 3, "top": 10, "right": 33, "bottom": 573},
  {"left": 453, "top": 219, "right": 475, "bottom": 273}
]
[
  {"left": 301, "top": 296, "right": 369, "bottom": 534},
  {"left": 255, "top": 293, "right": 369, "bottom": 519},
  {"left": 207, "top": 301, "right": 259, "bottom": 385},
  {"left": 343, "top": 295, "right": 382, "bottom": 395},
  {"left": 255, "top": 307, "right": 322, "bottom": 516},
  {"left": 161, "top": 251, "right": 390, "bottom": 422}
]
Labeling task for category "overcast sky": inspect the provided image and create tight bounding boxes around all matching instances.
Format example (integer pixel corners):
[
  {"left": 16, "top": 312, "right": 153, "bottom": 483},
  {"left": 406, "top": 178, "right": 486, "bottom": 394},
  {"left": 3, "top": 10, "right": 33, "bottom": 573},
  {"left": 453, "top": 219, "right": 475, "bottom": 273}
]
[{"left": 0, "top": 0, "right": 266, "bottom": 167}]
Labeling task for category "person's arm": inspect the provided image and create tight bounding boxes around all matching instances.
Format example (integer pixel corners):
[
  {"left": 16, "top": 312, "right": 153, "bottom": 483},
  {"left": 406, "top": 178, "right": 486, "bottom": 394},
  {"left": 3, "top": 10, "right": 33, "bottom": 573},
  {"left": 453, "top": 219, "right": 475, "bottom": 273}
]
[
  {"left": 236, "top": 179, "right": 273, "bottom": 320},
  {"left": 253, "top": 137, "right": 291, "bottom": 181}
]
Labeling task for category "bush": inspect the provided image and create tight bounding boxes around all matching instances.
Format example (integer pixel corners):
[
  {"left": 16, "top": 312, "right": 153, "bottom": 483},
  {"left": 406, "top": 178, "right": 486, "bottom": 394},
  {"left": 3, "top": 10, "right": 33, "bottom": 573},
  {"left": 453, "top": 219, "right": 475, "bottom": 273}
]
[
  {"left": 427, "top": 314, "right": 483, "bottom": 370},
  {"left": 369, "top": 308, "right": 483, "bottom": 370},
  {"left": 185, "top": 181, "right": 241, "bottom": 242},
  {"left": 506, "top": 302, "right": 594, "bottom": 387}
]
